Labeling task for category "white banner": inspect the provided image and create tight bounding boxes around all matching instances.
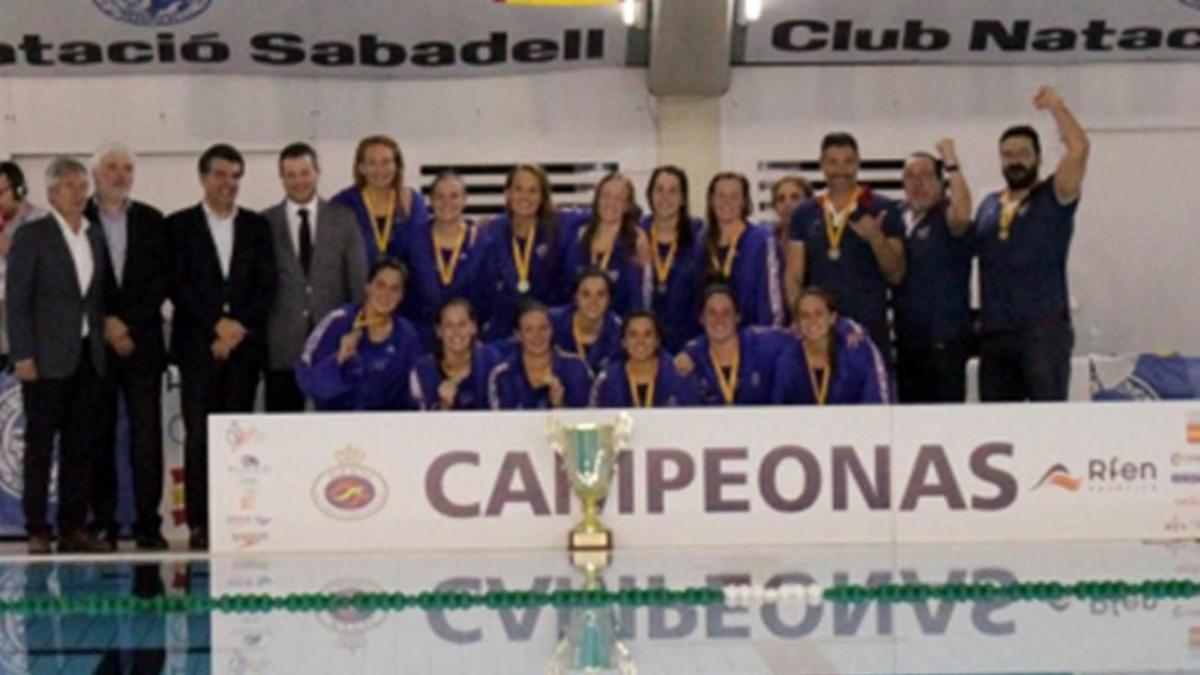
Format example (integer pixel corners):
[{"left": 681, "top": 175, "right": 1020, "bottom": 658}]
[
  {"left": 743, "top": 0, "right": 1200, "bottom": 65},
  {"left": 208, "top": 542, "right": 1200, "bottom": 674},
  {"left": 0, "top": 1, "right": 628, "bottom": 78},
  {"left": 208, "top": 403, "right": 1200, "bottom": 555}
]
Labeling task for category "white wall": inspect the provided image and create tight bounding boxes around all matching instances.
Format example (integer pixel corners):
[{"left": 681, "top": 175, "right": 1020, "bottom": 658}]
[
  {"left": 0, "top": 69, "right": 658, "bottom": 214},
  {"left": 721, "top": 62, "right": 1200, "bottom": 356}
]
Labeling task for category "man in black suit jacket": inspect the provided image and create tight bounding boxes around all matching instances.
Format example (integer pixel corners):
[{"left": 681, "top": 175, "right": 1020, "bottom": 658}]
[
  {"left": 85, "top": 143, "right": 171, "bottom": 551},
  {"left": 166, "top": 144, "right": 276, "bottom": 551},
  {"left": 6, "top": 157, "right": 110, "bottom": 554}
]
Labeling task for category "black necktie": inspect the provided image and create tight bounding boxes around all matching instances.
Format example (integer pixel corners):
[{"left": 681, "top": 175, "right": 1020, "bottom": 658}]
[{"left": 298, "top": 207, "right": 313, "bottom": 276}]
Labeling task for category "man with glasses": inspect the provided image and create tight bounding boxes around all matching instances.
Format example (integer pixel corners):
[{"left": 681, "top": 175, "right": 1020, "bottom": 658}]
[{"left": 891, "top": 140, "right": 975, "bottom": 403}]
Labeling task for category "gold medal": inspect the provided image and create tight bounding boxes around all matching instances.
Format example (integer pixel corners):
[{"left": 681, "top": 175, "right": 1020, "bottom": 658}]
[
  {"left": 820, "top": 188, "right": 859, "bottom": 262},
  {"left": 512, "top": 230, "right": 536, "bottom": 293}
]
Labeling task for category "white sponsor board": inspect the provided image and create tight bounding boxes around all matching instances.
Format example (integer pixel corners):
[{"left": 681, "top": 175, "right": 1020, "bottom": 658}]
[
  {"left": 0, "top": 0, "right": 627, "bottom": 78},
  {"left": 208, "top": 542, "right": 1200, "bottom": 674},
  {"left": 209, "top": 402, "right": 1200, "bottom": 555},
  {"left": 743, "top": 0, "right": 1200, "bottom": 65}
]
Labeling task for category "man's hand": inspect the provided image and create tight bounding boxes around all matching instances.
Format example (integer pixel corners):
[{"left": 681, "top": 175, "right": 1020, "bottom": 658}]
[
  {"left": 849, "top": 212, "right": 885, "bottom": 246},
  {"left": 1033, "top": 85, "right": 1064, "bottom": 111},
  {"left": 935, "top": 138, "right": 959, "bottom": 165},
  {"left": 112, "top": 334, "right": 135, "bottom": 358},
  {"left": 14, "top": 359, "right": 36, "bottom": 383},
  {"left": 215, "top": 318, "right": 246, "bottom": 347},
  {"left": 211, "top": 339, "right": 232, "bottom": 362}
]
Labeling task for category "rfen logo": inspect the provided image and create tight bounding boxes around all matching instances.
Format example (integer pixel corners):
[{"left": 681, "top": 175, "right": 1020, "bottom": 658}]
[{"left": 1032, "top": 464, "right": 1081, "bottom": 492}]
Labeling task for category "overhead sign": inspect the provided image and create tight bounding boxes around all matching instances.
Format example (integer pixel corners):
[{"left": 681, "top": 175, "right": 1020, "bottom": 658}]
[
  {"left": 742, "top": 0, "right": 1200, "bottom": 64},
  {"left": 0, "top": 0, "right": 628, "bottom": 77}
]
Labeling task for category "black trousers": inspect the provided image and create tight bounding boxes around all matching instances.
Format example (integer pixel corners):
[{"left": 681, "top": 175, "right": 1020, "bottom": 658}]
[
  {"left": 180, "top": 356, "right": 260, "bottom": 531},
  {"left": 979, "top": 320, "right": 1074, "bottom": 402},
  {"left": 264, "top": 368, "right": 306, "bottom": 412},
  {"left": 21, "top": 343, "right": 102, "bottom": 537},
  {"left": 896, "top": 339, "right": 968, "bottom": 404},
  {"left": 91, "top": 351, "right": 164, "bottom": 539}
]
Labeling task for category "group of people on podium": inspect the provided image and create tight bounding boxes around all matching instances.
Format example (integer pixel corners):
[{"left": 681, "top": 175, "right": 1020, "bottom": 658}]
[{"left": 0, "top": 85, "right": 1087, "bottom": 553}]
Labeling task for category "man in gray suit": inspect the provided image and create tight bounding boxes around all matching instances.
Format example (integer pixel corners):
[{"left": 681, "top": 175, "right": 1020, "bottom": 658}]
[
  {"left": 262, "top": 142, "right": 367, "bottom": 411},
  {"left": 6, "top": 157, "right": 109, "bottom": 554}
]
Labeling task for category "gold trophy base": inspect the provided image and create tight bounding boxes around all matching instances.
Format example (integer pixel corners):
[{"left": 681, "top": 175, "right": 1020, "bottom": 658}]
[{"left": 569, "top": 528, "right": 612, "bottom": 551}]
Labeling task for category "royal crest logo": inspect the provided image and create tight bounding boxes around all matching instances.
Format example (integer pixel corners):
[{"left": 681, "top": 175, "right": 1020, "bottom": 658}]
[
  {"left": 312, "top": 446, "right": 388, "bottom": 520},
  {"left": 92, "top": 0, "right": 213, "bottom": 27}
]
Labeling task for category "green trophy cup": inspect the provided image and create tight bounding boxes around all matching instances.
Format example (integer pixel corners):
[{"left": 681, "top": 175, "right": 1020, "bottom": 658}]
[{"left": 548, "top": 413, "right": 632, "bottom": 551}]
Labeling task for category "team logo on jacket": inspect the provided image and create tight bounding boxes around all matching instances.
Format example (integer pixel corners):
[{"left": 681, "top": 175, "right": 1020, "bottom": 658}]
[
  {"left": 312, "top": 446, "right": 388, "bottom": 520},
  {"left": 93, "top": 0, "right": 213, "bottom": 26}
]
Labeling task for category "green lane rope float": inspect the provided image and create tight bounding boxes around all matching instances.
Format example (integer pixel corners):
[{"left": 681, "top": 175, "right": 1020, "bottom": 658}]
[{"left": 0, "top": 579, "right": 1196, "bottom": 617}]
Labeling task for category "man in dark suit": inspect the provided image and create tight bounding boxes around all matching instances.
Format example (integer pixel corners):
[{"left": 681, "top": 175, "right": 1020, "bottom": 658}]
[
  {"left": 262, "top": 142, "right": 367, "bottom": 411},
  {"left": 166, "top": 144, "right": 276, "bottom": 551},
  {"left": 85, "top": 143, "right": 171, "bottom": 551},
  {"left": 6, "top": 157, "right": 110, "bottom": 554}
]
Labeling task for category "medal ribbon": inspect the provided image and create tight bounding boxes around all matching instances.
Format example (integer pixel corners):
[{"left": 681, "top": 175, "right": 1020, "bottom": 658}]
[
  {"left": 998, "top": 191, "right": 1022, "bottom": 240},
  {"left": 571, "top": 313, "right": 595, "bottom": 362},
  {"left": 709, "top": 347, "right": 740, "bottom": 405},
  {"left": 361, "top": 189, "right": 397, "bottom": 257},
  {"left": 591, "top": 238, "right": 616, "bottom": 271},
  {"left": 652, "top": 233, "right": 677, "bottom": 287},
  {"left": 820, "top": 188, "right": 860, "bottom": 256},
  {"left": 804, "top": 347, "right": 831, "bottom": 406},
  {"left": 709, "top": 225, "right": 744, "bottom": 279},
  {"left": 434, "top": 224, "right": 468, "bottom": 287},
  {"left": 627, "top": 362, "right": 658, "bottom": 408},
  {"left": 511, "top": 229, "right": 536, "bottom": 290}
]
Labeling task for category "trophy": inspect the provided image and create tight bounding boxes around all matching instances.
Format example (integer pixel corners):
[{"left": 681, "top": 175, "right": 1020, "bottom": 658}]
[{"left": 548, "top": 413, "right": 632, "bottom": 551}]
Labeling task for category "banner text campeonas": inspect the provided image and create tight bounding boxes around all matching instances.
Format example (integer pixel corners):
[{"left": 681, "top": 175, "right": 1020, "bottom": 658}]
[{"left": 208, "top": 404, "right": 1200, "bottom": 553}]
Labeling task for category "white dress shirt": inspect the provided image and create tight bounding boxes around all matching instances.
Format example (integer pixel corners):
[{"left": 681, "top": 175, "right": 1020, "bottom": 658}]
[
  {"left": 203, "top": 202, "right": 236, "bottom": 279},
  {"left": 286, "top": 197, "right": 319, "bottom": 260},
  {"left": 51, "top": 208, "right": 95, "bottom": 338}
]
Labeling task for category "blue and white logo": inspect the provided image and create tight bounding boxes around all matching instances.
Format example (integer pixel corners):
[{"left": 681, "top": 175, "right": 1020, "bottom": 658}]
[
  {"left": 0, "top": 375, "right": 56, "bottom": 511},
  {"left": 92, "top": 0, "right": 213, "bottom": 27},
  {"left": 0, "top": 376, "right": 28, "bottom": 502}
]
